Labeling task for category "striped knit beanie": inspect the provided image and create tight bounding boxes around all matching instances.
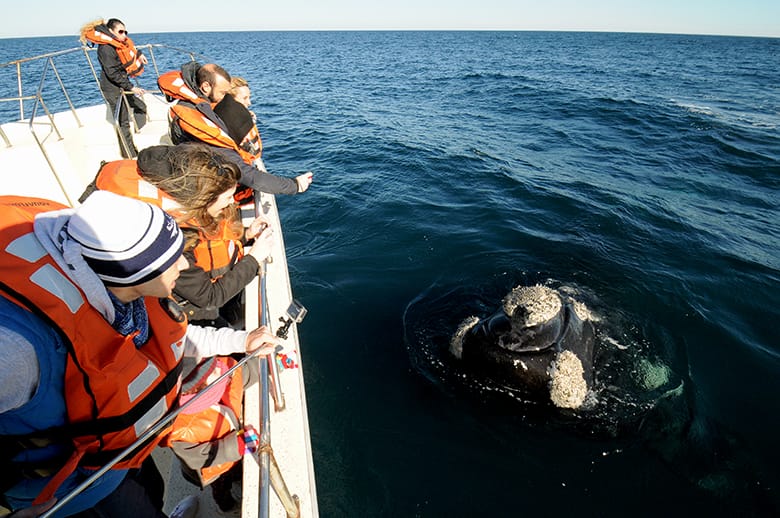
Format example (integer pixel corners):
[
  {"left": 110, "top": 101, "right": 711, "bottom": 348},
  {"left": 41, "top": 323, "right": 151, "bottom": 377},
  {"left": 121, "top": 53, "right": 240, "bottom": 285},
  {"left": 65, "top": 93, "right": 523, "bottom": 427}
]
[{"left": 68, "top": 191, "right": 184, "bottom": 286}]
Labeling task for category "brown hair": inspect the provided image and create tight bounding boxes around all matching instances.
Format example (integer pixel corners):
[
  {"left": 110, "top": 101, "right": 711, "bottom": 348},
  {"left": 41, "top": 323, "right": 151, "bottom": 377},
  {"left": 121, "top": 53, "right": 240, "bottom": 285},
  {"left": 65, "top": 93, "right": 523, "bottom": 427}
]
[
  {"left": 196, "top": 63, "right": 231, "bottom": 90},
  {"left": 142, "top": 144, "right": 242, "bottom": 249}
]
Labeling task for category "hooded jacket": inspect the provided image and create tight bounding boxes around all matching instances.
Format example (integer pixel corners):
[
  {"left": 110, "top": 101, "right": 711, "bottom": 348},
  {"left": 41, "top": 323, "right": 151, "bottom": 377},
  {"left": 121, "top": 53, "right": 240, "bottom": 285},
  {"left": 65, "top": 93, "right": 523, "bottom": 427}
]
[
  {"left": 159, "top": 62, "right": 299, "bottom": 195},
  {"left": 0, "top": 195, "right": 253, "bottom": 512},
  {"left": 99, "top": 149, "right": 262, "bottom": 322},
  {"left": 0, "top": 196, "right": 185, "bottom": 510}
]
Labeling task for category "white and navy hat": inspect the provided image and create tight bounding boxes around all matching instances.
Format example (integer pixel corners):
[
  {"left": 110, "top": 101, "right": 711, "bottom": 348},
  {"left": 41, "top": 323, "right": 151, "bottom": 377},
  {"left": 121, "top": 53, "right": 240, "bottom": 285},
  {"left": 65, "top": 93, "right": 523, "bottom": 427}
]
[{"left": 68, "top": 191, "right": 184, "bottom": 286}]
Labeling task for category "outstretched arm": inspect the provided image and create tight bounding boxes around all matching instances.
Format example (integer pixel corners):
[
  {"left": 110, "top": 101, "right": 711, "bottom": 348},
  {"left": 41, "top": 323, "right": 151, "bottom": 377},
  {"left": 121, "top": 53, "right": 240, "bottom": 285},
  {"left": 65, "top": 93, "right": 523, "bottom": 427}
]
[
  {"left": 184, "top": 325, "right": 279, "bottom": 360},
  {"left": 211, "top": 148, "right": 300, "bottom": 195}
]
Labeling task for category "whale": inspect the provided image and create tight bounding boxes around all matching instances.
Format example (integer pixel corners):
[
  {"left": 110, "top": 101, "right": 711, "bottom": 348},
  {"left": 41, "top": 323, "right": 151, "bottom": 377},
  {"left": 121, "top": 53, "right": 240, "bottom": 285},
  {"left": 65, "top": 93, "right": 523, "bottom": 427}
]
[{"left": 451, "top": 284, "right": 596, "bottom": 408}]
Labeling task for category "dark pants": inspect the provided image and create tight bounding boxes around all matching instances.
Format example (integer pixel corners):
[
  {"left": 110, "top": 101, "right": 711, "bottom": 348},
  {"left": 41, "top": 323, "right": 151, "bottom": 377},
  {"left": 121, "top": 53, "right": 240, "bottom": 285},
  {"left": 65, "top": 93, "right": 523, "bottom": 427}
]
[
  {"left": 73, "top": 457, "right": 165, "bottom": 518},
  {"left": 189, "top": 291, "right": 246, "bottom": 330},
  {"left": 100, "top": 80, "right": 147, "bottom": 159}
]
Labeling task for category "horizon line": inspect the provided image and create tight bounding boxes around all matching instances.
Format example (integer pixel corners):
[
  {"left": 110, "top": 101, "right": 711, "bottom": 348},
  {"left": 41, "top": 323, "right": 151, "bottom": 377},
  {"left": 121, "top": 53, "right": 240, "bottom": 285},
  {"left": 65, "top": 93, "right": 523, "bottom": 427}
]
[{"left": 2, "top": 28, "right": 779, "bottom": 41}]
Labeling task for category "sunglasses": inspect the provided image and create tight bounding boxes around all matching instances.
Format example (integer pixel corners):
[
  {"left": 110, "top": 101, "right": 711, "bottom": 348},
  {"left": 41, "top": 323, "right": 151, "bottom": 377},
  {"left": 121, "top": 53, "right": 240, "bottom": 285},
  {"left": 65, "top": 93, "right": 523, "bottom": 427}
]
[{"left": 118, "top": 29, "right": 128, "bottom": 35}]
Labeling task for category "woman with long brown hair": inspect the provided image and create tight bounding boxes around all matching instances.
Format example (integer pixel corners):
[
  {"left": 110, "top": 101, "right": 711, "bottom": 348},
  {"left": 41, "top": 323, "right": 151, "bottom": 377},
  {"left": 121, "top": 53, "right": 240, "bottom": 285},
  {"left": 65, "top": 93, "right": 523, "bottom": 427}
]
[{"left": 94, "top": 142, "right": 275, "bottom": 327}]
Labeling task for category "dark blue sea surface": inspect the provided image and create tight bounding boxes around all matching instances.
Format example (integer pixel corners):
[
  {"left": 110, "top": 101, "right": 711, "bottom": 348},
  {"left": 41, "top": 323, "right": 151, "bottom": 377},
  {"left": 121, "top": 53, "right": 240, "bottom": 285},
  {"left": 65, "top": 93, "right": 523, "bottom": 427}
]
[{"left": 2, "top": 31, "right": 779, "bottom": 516}]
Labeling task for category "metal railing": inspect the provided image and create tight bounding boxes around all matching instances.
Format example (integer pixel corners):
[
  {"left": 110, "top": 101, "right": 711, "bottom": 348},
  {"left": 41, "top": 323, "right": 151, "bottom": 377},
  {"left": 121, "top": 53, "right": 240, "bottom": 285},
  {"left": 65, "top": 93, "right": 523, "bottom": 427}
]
[
  {"left": 1, "top": 44, "right": 301, "bottom": 518},
  {"left": 0, "top": 44, "right": 202, "bottom": 204},
  {"left": 0, "top": 47, "right": 83, "bottom": 123},
  {"left": 256, "top": 193, "right": 300, "bottom": 518},
  {"left": 0, "top": 43, "right": 200, "bottom": 123}
]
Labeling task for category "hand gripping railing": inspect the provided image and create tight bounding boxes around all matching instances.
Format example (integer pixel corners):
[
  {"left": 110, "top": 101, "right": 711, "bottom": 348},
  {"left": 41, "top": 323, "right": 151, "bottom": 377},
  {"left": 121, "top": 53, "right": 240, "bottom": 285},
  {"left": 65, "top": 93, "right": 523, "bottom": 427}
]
[{"left": 39, "top": 331, "right": 273, "bottom": 518}]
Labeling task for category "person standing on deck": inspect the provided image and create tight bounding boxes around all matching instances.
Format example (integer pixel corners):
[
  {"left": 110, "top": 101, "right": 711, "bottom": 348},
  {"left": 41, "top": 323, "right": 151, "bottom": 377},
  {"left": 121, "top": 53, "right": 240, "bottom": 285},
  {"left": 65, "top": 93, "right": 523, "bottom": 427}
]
[{"left": 80, "top": 18, "right": 148, "bottom": 158}]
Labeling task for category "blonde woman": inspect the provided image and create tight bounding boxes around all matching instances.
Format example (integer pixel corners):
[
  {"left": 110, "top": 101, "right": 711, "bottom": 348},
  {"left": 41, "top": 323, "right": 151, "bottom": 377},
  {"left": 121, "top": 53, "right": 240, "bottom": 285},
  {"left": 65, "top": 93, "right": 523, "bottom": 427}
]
[{"left": 230, "top": 76, "right": 253, "bottom": 109}]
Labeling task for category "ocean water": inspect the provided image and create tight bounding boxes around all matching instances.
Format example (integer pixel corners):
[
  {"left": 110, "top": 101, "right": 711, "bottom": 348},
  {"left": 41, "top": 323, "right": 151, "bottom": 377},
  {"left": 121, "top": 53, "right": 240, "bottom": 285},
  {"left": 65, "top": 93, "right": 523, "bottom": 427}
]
[{"left": 2, "top": 31, "right": 779, "bottom": 516}]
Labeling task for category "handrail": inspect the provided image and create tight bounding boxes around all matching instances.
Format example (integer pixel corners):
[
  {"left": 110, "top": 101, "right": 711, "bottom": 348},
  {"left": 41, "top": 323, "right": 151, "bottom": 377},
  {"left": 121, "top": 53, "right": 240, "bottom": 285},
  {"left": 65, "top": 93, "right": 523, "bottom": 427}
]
[
  {"left": 38, "top": 330, "right": 275, "bottom": 518},
  {"left": 1, "top": 46, "right": 98, "bottom": 124},
  {"left": 255, "top": 192, "right": 300, "bottom": 518},
  {"left": 143, "top": 43, "right": 201, "bottom": 77},
  {"left": 258, "top": 261, "right": 272, "bottom": 518},
  {"left": 0, "top": 43, "right": 202, "bottom": 125},
  {"left": 0, "top": 43, "right": 202, "bottom": 205},
  {"left": 26, "top": 57, "right": 73, "bottom": 206},
  {"left": 0, "top": 47, "right": 83, "bottom": 121}
]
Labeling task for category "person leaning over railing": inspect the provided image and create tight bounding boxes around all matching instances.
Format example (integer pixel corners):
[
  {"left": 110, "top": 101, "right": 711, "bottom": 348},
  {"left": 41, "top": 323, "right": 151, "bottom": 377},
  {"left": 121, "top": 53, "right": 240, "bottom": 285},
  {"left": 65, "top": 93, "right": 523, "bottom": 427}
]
[
  {"left": 82, "top": 144, "right": 278, "bottom": 510},
  {"left": 0, "top": 191, "right": 280, "bottom": 517},
  {"left": 80, "top": 18, "right": 148, "bottom": 159},
  {"left": 158, "top": 62, "right": 313, "bottom": 196},
  {"left": 85, "top": 143, "right": 276, "bottom": 329}
]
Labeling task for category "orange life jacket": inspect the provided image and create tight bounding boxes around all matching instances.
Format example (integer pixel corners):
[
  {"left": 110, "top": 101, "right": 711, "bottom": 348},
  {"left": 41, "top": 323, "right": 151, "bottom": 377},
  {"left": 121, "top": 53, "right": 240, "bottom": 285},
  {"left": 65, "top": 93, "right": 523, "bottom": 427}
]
[
  {"left": 0, "top": 196, "right": 187, "bottom": 503},
  {"left": 189, "top": 215, "right": 243, "bottom": 280},
  {"left": 240, "top": 124, "right": 263, "bottom": 160},
  {"left": 157, "top": 70, "right": 262, "bottom": 165},
  {"left": 94, "top": 160, "right": 243, "bottom": 279},
  {"left": 82, "top": 28, "right": 144, "bottom": 77},
  {"left": 162, "top": 356, "right": 245, "bottom": 486}
]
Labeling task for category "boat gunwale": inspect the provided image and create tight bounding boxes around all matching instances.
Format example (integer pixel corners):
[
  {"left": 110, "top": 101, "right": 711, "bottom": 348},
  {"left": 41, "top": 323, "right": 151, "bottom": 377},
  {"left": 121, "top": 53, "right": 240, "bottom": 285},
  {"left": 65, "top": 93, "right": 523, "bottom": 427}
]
[{"left": 0, "top": 40, "right": 318, "bottom": 518}]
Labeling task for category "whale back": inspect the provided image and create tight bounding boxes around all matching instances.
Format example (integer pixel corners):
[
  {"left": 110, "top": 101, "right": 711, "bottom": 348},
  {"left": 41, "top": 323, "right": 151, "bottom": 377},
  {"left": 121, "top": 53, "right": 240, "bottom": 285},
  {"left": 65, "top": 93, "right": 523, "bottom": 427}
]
[{"left": 459, "top": 284, "right": 596, "bottom": 403}]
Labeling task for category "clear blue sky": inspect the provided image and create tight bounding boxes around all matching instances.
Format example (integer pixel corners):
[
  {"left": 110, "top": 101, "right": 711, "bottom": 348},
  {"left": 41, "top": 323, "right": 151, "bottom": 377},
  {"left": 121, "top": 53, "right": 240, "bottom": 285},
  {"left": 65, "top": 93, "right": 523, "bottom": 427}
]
[{"left": 2, "top": 0, "right": 779, "bottom": 39}]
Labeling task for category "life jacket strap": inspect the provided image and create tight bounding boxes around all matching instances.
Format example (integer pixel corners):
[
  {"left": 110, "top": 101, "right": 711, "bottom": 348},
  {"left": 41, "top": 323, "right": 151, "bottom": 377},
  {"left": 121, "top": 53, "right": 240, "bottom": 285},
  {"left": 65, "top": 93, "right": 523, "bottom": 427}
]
[{"left": 31, "top": 444, "right": 88, "bottom": 505}]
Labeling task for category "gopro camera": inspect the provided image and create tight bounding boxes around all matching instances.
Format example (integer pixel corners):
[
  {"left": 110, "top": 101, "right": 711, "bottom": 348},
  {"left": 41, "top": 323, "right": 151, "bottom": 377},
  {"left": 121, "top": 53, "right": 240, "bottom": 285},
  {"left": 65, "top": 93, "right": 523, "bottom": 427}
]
[
  {"left": 286, "top": 299, "right": 307, "bottom": 323},
  {"left": 277, "top": 299, "right": 307, "bottom": 339}
]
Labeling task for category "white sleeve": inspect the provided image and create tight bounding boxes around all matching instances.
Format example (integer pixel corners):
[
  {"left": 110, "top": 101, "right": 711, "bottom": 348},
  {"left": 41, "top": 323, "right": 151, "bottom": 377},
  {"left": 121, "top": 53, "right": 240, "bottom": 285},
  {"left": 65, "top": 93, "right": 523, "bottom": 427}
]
[{"left": 183, "top": 324, "right": 249, "bottom": 361}]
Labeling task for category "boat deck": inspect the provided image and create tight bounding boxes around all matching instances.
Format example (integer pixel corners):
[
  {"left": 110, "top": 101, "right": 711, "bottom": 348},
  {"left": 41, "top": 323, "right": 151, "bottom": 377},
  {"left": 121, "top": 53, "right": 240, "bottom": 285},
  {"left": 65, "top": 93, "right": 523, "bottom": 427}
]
[
  {"left": 0, "top": 85, "right": 317, "bottom": 517},
  {"left": 0, "top": 92, "right": 171, "bottom": 205}
]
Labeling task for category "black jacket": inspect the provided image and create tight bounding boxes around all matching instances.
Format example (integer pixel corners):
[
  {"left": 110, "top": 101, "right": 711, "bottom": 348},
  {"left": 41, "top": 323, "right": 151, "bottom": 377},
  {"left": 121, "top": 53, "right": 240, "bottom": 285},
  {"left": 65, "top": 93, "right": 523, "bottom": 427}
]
[
  {"left": 173, "top": 62, "right": 299, "bottom": 195},
  {"left": 95, "top": 25, "right": 138, "bottom": 92},
  {"left": 137, "top": 146, "right": 261, "bottom": 321},
  {"left": 175, "top": 246, "right": 259, "bottom": 322}
]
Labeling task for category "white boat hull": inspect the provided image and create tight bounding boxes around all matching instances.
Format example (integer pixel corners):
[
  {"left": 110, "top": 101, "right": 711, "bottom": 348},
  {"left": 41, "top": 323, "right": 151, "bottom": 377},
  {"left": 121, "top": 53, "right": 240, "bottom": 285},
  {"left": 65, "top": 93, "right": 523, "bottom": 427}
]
[{"left": 0, "top": 48, "right": 318, "bottom": 518}]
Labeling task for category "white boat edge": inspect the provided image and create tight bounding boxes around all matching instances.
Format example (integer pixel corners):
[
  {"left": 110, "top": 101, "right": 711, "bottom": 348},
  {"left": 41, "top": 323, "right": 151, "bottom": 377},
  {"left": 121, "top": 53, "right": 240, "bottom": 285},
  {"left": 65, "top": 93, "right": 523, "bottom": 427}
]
[{"left": 0, "top": 46, "right": 319, "bottom": 518}]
